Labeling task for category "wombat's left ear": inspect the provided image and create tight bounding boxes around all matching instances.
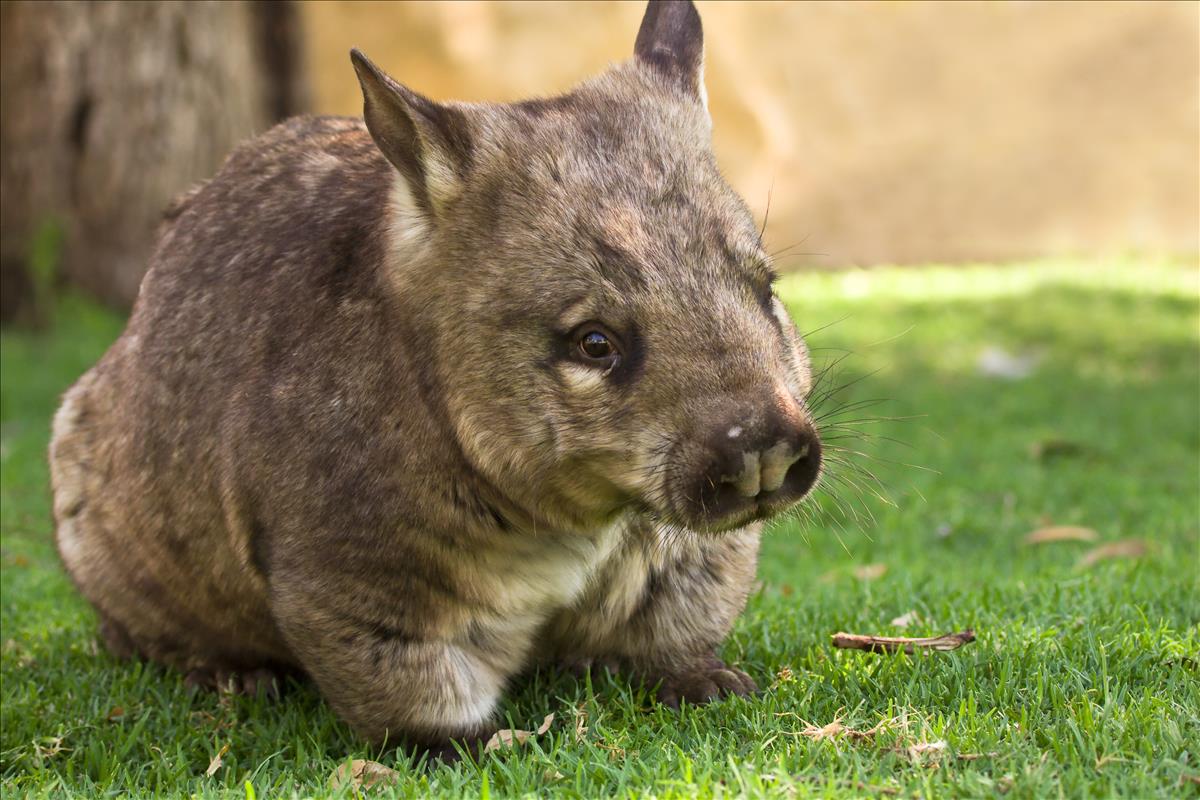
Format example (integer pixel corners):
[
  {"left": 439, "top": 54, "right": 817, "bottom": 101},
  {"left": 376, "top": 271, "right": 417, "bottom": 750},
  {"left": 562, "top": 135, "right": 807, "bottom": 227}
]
[
  {"left": 350, "top": 49, "right": 472, "bottom": 219},
  {"left": 634, "top": 0, "right": 705, "bottom": 104}
]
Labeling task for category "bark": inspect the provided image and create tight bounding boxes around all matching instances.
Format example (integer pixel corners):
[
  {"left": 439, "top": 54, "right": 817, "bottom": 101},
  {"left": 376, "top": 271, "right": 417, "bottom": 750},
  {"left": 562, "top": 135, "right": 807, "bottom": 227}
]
[{"left": 0, "top": 0, "right": 307, "bottom": 321}]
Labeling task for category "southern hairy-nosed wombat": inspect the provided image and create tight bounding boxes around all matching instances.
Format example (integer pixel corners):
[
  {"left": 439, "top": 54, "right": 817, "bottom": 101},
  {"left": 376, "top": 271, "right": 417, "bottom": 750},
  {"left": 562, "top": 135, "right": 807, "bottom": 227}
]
[{"left": 50, "top": 0, "right": 822, "bottom": 753}]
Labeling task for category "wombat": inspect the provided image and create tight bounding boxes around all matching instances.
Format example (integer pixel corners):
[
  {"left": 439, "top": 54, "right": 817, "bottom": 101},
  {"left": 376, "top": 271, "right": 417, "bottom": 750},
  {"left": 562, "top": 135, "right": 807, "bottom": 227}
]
[{"left": 49, "top": 0, "right": 822, "bottom": 754}]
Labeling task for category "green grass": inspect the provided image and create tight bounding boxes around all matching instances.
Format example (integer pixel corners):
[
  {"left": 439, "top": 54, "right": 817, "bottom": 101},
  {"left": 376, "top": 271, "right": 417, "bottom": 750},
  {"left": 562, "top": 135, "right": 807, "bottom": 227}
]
[{"left": 3, "top": 260, "right": 1198, "bottom": 798}]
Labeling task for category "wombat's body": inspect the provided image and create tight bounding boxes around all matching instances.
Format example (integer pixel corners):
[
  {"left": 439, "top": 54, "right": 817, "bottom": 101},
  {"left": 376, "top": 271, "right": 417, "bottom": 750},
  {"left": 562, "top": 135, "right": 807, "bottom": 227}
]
[{"left": 51, "top": 1, "right": 821, "bottom": 750}]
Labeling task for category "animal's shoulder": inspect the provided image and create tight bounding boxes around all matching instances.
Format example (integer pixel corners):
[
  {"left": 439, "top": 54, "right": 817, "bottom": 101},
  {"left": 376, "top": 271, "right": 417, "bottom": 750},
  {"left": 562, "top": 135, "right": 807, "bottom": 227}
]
[
  {"left": 148, "top": 115, "right": 394, "bottom": 310},
  {"left": 163, "top": 116, "right": 384, "bottom": 223},
  {"left": 226, "top": 115, "right": 376, "bottom": 170}
]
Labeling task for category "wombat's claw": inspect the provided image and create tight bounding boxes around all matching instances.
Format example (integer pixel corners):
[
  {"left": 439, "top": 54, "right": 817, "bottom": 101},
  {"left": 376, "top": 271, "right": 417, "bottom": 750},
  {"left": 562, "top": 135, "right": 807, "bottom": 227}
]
[
  {"left": 413, "top": 729, "right": 494, "bottom": 767},
  {"left": 184, "top": 666, "right": 281, "bottom": 699},
  {"left": 655, "top": 659, "right": 756, "bottom": 709},
  {"left": 560, "top": 655, "right": 621, "bottom": 680}
]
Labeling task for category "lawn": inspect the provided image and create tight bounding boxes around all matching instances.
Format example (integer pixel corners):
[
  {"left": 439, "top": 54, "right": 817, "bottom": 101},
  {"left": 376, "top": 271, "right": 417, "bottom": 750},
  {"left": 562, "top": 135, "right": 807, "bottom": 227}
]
[{"left": 2, "top": 260, "right": 1197, "bottom": 798}]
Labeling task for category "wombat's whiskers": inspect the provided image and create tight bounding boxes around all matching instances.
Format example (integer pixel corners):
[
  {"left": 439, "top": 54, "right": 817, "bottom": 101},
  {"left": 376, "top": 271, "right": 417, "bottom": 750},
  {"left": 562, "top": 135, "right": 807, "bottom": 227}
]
[{"left": 796, "top": 331, "right": 933, "bottom": 544}]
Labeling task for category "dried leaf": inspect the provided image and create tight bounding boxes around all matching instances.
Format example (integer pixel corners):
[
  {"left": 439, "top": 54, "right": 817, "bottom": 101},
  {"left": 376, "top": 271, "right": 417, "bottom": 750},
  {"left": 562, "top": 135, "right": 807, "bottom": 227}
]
[
  {"left": 485, "top": 729, "right": 532, "bottom": 752},
  {"left": 890, "top": 610, "right": 922, "bottom": 628},
  {"left": 796, "top": 715, "right": 888, "bottom": 741},
  {"left": 1078, "top": 539, "right": 1148, "bottom": 568},
  {"left": 33, "top": 736, "right": 68, "bottom": 760},
  {"left": 484, "top": 713, "right": 555, "bottom": 753},
  {"left": 1024, "top": 525, "right": 1098, "bottom": 545},
  {"left": 906, "top": 740, "right": 948, "bottom": 760},
  {"left": 105, "top": 706, "right": 125, "bottom": 722},
  {"left": 853, "top": 563, "right": 888, "bottom": 581},
  {"left": 205, "top": 743, "right": 230, "bottom": 777},
  {"left": 831, "top": 630, "right": 975, "bottom": 654},
  {"left": 771, "top": 665, "right": 796, "bottom": 688},
  {"left": 570, "top": 705, "right": 589, "bottom": 742},
  {"left": 328, "top": 759, "right": 400, "bottom": 791},
  {"left": 802, "top": 719, "right": 845, "bottom": 740}
]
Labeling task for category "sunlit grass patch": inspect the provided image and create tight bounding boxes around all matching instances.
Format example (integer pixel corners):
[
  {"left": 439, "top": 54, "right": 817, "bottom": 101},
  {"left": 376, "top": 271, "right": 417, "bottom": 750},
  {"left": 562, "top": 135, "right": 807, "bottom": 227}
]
[{"left": 2, "top": 260, "right": 1197, "bottom": 797}]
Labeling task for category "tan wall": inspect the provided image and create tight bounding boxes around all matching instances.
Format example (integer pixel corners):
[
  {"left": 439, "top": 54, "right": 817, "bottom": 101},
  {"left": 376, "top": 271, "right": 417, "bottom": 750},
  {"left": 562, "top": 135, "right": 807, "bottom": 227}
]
[{"left": 302, "top": 1, "right": 1199, "bottom": 268}]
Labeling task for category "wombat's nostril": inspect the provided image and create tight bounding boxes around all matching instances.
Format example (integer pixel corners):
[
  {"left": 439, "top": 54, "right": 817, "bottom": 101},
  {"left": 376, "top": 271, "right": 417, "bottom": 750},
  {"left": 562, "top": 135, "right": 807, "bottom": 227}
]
[
  {"left": 723, "top": 438, "right": 809, "bottom": 498},
  {"left": 699, "top": 410, "right": 822, "bottom": 526},
  {"left": 759, "top": 440, "right": 806, "bottom": 493},
  {"left": 733, "top": 451, "right": 762, "bottom": 497}
]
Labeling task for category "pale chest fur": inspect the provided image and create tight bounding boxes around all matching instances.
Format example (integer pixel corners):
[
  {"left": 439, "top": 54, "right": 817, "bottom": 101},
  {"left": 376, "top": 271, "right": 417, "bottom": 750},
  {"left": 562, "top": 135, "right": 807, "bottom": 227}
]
[{"left": 476, "top": 516, "right": 630, "bottom": 617}]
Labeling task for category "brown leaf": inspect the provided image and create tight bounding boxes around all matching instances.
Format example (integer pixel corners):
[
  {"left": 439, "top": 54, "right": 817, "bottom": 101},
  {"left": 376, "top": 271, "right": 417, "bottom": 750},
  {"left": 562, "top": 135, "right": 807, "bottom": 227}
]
[
  {"left": 1024, "top": 525, "right": 1098, "bottom": 545},
  {"left": 571, "top": 706, "right": 588, "bottom": 743},
  {"left": 906, "top": 740, "right": 948, "bottom": 760},
  {"left": 889, "top": 610, "right": 922, "bottom": 628},
  {"left": 853, "top": 563, "right": 888, "bottom": 581},
  {"left": 483, "top": 713, "right": 555, "bottom": 753},
  {"left": 1077, "top": 539, "right": 1148, "bottom": 568},
  {"left": 33, "top": 736, "right": 68, "bottom": 760},
  {"left": 105, "top": 706, "right": 125, "bottom": 722},
  {"left": 795, "top": 715, "right": 889, "bottom": 741},
  {"left": 204, "top": 743, "right": 230, "bottom": 777},
  {"left": 328, "top": 759, "right": 400, "bottom": 791},
  {"left": 831, "top": 630, "right": 976, "bottom": 654},
  {"left": 802, "top": 719, "right": 846, "bottom": 740},
  {"left": 771, "top": 665, "right": 796, "bottom": 688}
]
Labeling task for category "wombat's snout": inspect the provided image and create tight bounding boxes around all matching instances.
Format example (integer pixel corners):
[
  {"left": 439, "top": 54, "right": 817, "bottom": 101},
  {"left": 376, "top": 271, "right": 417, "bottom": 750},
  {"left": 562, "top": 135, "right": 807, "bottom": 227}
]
[{"left": 683, "top": 388, "right": 822, "bottom": 530}]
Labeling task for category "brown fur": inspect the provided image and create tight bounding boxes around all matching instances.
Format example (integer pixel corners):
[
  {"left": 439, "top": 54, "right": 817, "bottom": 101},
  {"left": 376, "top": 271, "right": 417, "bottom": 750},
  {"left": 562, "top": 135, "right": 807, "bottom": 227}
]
[{"left": 50, "top": 1, "right": 821, "bottom": 750}]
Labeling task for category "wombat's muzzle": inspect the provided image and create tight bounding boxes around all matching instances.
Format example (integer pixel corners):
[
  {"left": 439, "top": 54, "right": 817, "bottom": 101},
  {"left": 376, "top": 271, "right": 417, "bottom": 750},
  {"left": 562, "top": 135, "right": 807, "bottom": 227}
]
[{"left": 678, "top": 388, "right": 822, "bottom": 530}]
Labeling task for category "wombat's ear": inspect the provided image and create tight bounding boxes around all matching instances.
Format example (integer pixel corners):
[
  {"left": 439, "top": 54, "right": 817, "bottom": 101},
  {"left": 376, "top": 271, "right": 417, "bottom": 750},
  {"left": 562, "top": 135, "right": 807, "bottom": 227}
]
[
  {"left": 350, "top": 49, "right": 473, "bottom": 218},
  {"left": 634, "top": 0, "right": 705, "bottom": 103}
]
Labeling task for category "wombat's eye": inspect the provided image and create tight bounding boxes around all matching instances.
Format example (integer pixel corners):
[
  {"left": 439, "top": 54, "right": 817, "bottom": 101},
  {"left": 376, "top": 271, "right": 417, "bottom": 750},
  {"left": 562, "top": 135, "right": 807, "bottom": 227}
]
[{"left": 576, "top": 329, "right": 620, "bottom": 366}]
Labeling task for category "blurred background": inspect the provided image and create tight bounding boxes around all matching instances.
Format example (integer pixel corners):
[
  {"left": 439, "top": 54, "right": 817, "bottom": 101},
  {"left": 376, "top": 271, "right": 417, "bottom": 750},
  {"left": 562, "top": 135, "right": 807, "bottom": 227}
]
[
  {"left": 1, "top": 0, "right": 1196, "bottom": 323},
  {"left": 1, "top": 10, "right": 1197, "bottom": 791}
]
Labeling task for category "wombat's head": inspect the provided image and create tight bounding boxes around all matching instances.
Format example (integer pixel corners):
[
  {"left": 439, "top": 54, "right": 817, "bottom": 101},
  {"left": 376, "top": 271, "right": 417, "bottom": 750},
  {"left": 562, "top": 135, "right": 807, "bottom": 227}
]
[{"left": 353, "top": 0, "right": 821, "bottom": 534}]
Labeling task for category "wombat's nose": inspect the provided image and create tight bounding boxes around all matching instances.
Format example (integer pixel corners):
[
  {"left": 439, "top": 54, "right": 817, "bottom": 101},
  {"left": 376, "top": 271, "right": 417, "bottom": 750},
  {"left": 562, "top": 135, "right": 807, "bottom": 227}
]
[
  {"left": 678, "top": 388, "right": 823, "bottom": 529},
  {"left": 696, "top": 387, "right": 823, "bottom": 525},
  {"left": 718, "top": 422, "right": 821, "bottom": 500}
]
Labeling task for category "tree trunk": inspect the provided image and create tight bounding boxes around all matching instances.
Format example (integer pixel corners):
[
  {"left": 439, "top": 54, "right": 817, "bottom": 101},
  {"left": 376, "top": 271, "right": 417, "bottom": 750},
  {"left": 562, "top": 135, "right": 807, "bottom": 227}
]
[{"left": 0, "top": 0, "right": 307, "bottom": 322}]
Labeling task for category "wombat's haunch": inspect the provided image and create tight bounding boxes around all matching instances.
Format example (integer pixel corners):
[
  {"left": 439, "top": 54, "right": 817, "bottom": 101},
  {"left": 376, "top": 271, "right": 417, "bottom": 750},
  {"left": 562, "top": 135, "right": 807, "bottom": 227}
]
[{"left": 50, "top": 0, "right": 822, "bottom": 754}]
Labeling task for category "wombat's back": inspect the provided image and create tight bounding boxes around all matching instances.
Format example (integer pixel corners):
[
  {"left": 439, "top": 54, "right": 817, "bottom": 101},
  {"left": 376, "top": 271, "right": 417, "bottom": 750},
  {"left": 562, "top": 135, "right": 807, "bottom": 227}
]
[{"left": 50, "top": 116, "right": 397, "bottom": 671}]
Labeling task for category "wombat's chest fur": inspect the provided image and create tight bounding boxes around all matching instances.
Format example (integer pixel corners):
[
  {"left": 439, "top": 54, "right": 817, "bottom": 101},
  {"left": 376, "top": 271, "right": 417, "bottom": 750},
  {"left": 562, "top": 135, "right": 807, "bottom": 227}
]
[{"left": 50, "top": 1, "right": 821, "bottom": 751}]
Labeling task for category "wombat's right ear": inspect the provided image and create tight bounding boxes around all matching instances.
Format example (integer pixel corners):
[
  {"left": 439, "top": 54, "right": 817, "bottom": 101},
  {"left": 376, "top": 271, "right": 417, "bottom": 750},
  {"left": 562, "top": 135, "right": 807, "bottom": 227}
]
[
  {"left": 350, "top": 49, "right": 473, "bottom": 218},
  {"left": 634, "top": 0, "right": 705, "bottom": 103}
]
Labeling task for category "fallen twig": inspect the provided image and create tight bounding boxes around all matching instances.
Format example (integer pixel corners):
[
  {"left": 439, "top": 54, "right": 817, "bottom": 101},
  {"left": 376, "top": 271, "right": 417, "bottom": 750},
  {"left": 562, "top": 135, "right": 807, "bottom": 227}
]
[{"left": 831, "top": 630, "right": 976, "bottom": 654}]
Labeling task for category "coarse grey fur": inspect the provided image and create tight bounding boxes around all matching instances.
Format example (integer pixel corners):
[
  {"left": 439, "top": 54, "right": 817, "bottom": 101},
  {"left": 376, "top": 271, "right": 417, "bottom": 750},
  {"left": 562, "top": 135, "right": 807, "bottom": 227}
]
[{"left": 49, "top": 0, "right": 823, "bottom": 753}]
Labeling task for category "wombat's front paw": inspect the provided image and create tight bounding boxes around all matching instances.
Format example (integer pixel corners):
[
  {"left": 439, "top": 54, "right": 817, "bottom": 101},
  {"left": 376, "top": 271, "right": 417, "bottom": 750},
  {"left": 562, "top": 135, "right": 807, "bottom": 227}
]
[
  {"left": 654, "top": 657, "right": 757, "bottom": 709},
  {"left": 560, "top": 655, "right": 621, "bottom": 680},
  {"left": 414, "top": 728, "right": 496, "bottom": 767},
  {"left": 184, "top": 666, "right": 282, "bottom": 699}
]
